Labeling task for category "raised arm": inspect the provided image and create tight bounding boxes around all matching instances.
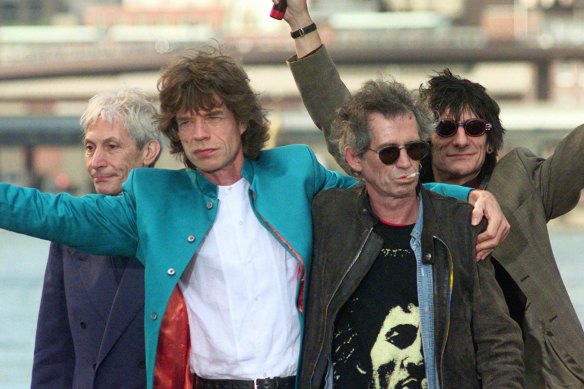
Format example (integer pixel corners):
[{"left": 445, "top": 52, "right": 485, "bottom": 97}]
[
  {"left": 490, "top": 123, "right": 584, "bottom": 222},
  {"left": 275, "top": 0, "right": 352, "bottom": 172},
  {"left": 273, "top": 0, "right": 321, "bottom": 58}
]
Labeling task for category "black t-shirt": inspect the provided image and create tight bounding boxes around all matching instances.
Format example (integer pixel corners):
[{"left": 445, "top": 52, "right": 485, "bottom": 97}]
[{"left": 332, "top": 222, "right": 427, "bottom": 388}]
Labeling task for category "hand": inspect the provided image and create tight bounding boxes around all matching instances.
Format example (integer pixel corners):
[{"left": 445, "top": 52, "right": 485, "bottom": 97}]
[
  {"left": 468, "top": 190, "right": 510, "bottom": 261},
  {"left": 272, "top": 0, "right": 321, "bottom": 58},
  {"left": 272, "top": 0, "right": 310, "bottom": 28}
]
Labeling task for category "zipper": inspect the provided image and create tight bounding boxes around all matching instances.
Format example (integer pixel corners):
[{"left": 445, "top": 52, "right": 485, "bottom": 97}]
[
  {"left": 434, "top": 235, "right": 453, "bottom": 389},
  {"left": 310, "top": 227, "right": 374, "bottom": 384}
]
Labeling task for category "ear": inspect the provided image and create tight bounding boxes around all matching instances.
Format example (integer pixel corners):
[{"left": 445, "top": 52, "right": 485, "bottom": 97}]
[
  {"left": 142, "top": 140, "right": 161, "bottom": 167},
  {"left": 239, "top": 122, "right": 247, "bottom": 135},
  {"left": 343, "top": 146, "right": 363, "bottom": 175}
]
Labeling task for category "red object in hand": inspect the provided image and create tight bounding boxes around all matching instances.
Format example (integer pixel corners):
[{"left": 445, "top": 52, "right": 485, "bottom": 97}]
[{"left": 270, "top": 0, "right": 287, "bottom": 20}]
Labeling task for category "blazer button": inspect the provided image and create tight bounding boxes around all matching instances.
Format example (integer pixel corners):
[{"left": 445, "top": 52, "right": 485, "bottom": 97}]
[
  {"left": 206, "top": 201, "right": 214, "bottom": 209},
  {"left": 187, "top": 235, "right": 196, "bottom": 243},
  {"left": 167, "top": 268, "right": 176, "bottom": 276},
  {"left": 151, "top": 312, "right": 158, "bottom": 320},
  {"left": 423, "top": 253, "right": 432, "bottom": 263},
  {"left": 80, "top": 321, "right": 87, "bottom": 329}
]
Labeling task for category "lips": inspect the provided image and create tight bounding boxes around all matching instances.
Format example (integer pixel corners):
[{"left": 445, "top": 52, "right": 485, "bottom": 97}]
[
  {"left": 447, "top": 151, "right": 475, "bottom": 158},
  {"left": 92, "top": 174, "right": 114, "bottom": 183},
  {"left": 392, "top": 171, "right": 419, "bottom": 180},
  {"left": 194, "top": 148, "right": 215, "bottom": 158}
]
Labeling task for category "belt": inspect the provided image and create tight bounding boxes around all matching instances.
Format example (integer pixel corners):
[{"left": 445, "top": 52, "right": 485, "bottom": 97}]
[{"left": 194, "top": 375, "right": 296, "bottom": 389}]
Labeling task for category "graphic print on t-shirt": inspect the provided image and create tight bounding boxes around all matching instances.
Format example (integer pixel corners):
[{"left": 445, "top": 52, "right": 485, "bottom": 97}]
[{"left": 332, "top": 222, "right": 427, "bottom": 389}]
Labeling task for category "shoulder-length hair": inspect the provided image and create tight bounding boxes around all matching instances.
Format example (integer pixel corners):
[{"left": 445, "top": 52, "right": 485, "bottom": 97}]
[{"left": 157, "top": 47, "right": 270, "bottom": 169}]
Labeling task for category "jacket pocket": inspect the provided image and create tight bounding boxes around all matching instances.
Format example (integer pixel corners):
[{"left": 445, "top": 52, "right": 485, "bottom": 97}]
[{"left": 543, "top": 328, "right": 584, "bottom": 387}]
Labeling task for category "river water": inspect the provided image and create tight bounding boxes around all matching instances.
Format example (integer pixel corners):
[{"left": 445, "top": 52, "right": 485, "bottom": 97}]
[{"left": 0, "top": 228, "right": 583, "bottom": 388}]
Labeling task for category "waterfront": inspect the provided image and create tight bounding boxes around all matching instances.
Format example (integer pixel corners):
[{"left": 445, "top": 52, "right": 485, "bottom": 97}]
[{"left": 0, "top": 227, "right": 583, "bottom": 388}]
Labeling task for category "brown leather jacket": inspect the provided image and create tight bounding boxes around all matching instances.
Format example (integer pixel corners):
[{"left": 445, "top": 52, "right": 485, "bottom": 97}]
[{"left": 301, "top": 187, "right": 524, "bottom": 388}]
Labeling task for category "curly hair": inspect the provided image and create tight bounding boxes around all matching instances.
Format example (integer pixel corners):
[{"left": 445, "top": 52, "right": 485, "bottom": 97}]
[
  {"left": 419, "top": 69, "right": 504, "bottom": 179},
  {"left": 157, "top": 47, "right": 270, "bottom": 169}
]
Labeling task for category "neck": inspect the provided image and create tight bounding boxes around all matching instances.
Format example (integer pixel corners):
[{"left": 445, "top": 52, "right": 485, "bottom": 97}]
[
  {"left": 201, "top": 170, "right": 243, "bottom": 186},
  {"left": 368, "top": 191, "right": 419, "bottom": 225},
  {"left": 432, "top": 167, "right": 479, "bottom": 187},
  {"left": 200, "top": 153, "right": 245, "bottom": 186}
]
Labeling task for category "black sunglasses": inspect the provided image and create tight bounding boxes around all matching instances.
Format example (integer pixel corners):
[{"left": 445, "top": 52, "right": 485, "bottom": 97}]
[
  {"left": 367, "top": 141, "right": 429, "bottom": 165},
  {"left": 435, "top": 119, "right": 492, "bottom": 138}
]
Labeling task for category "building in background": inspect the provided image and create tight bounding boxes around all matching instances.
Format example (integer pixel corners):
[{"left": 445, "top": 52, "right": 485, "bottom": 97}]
[{"left": 0, "top": 0, "right": 583, "bottom": 191}]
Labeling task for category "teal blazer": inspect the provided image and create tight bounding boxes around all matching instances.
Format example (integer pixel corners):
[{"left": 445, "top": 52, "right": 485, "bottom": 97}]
[{"left": 0, "top": 144, "right": 469, "bottom": 388}]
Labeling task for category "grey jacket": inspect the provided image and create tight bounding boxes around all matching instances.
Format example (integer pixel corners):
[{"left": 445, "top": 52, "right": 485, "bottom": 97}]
[
  {"left": 303, "top": 187, "right": 524, "bottom": 388},
  {"left": 289, "top": 45, "right": 584, "bottom": 388}
]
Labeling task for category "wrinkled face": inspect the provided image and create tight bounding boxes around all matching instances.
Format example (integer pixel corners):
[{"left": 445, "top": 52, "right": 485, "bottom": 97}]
[
  {"left": 84, "top": 117, "right": 149, "bottom": 195},
  {"left": 430, "top": 109, "right": 488, "bottom": 185},
  {"left": 370, "top": 304, "right": 427, "bottom": 389},
  {"left": 346, "top": 112, "right": 422, "bottom": 201},
  {"left": 176, "top": 102, "right": 246, "bottom": 186}
]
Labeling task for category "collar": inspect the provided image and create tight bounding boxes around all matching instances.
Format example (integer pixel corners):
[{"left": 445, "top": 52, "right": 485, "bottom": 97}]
[
  {"left": 185, "top": 158, "right": 255, "bottom": 198},
  {"left": 357, "top": 187, "right": 424, "bottom": 237},
  {"left": 357, "top": 187, "right": 380, "bottom": 230},
  {"left": 418, "top": 188, "right": 445, "bottom": 264}
]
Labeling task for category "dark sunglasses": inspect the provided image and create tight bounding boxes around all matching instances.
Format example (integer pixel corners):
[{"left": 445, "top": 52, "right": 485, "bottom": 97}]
[
  {"left": 367, "top": 141, "right": 429, "bottom": 165},
  {"left": 435, "top": 119, "right": 492, "bottom": 138}
]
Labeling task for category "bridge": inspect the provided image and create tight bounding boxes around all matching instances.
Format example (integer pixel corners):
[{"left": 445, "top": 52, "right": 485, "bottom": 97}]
[{"left": 0, "top": 23, "right": 582, "bottom": 190}]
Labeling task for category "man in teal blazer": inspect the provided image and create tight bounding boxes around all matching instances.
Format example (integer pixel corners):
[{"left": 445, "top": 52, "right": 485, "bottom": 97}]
[{"left": 0, "top": 49, "right": 497, "bottom": 389}]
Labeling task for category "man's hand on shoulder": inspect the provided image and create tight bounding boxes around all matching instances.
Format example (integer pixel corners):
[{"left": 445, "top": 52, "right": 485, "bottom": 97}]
[{"left": 468, "top": 190, "right": 510, "bottom": 261}]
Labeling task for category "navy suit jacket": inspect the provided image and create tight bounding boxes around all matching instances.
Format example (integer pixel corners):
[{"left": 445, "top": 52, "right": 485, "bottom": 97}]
[{"left": 31, "top": 242, "right": 146, "bottom": 388}]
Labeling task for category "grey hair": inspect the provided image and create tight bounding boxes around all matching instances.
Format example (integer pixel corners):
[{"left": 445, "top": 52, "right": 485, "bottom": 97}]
[
  {"left": 80, "top": 87, "right": 163, "bottom": 166},
  {"left": 336, "top": 78, "right": 433, "bottom": 160}
]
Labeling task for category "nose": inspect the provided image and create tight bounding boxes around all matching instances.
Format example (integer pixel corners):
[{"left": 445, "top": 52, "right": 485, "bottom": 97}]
[
  {"left": 89, "top": 147, "right": 107, "bottom": 169},
  {"left": 395, "top": 146, "right": 414, "bottom": 169},
  {"left": 182, "top": 117, "right": 210, "bottom": 141},
  {"left": 452, "top": 124, "right": 470, "bottom": 147}
]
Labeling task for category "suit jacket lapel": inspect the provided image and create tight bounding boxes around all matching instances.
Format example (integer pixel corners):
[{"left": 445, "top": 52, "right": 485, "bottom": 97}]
[
  {"left": 72, "top": 250, "right": 118, "bottom": 321},
  {"left": 96, "top": 257, "right": 144, "bottom": 366}
]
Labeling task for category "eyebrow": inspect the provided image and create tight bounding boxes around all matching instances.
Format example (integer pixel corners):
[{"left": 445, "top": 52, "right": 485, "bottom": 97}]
[
  {"left": 176, "top": 107, "right": 225, "bottom": 121},
  {"left": 83, "top": 136, "right": 121, "bottom": 144}
]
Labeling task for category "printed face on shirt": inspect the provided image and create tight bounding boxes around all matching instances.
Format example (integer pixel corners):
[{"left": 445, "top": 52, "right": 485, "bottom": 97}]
[
  {"left": 84, "top": 117, "right": 153, "bottom": 195},
  {"left": 176, "top": 101, "right": 247, "bottom": 186},
  {"left": 346, "top": 112, "right": 422, "bottom": 201},
  {"left": 430, "top": 109, "right": 488, "bottom": 185},
  {"left": 370, "top": 304, "right": 427, "bottom": 389}
]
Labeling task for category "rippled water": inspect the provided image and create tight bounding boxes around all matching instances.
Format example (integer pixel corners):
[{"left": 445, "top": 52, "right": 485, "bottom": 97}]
[{"left": 0, "top": 228, "right": 583, "bottom": 388}]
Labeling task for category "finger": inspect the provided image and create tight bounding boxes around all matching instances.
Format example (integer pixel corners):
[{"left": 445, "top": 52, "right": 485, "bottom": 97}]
[
  {"left": 476, "top": 217, "right": 499, "bottom": 244},
  {"left": 476, "top": 238, "right": 496, "bottom": 253},
  {"left": 471, "top": 201, "right": 484, "bottom": 226},
  {"left": 476, "top": 227, "right": 500, "bottom": 253},
  {"left": 475, "top": 248, "right": 493, "bottom": 261}
]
